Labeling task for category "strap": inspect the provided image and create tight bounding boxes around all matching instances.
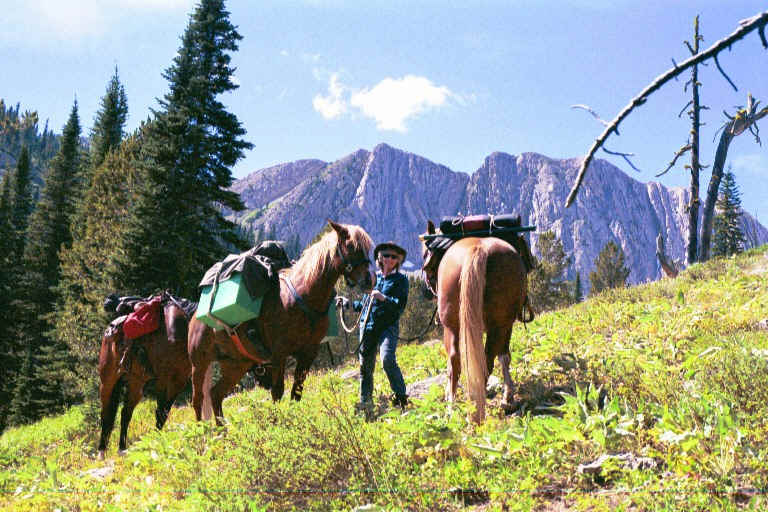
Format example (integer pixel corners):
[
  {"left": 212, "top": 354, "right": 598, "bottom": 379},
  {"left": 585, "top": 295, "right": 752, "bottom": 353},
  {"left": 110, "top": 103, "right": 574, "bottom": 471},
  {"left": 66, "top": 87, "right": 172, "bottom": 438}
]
[
  {"left": 280, "top": 275, "right": 332, "bottom": 329},
  {"left": 206, "top": 311, "right": 262, "bottom": 363}
]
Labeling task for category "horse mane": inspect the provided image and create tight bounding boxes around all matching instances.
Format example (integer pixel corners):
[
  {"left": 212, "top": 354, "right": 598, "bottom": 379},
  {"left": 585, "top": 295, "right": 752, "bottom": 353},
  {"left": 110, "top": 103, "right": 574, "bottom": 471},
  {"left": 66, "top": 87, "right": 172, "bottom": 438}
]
[{"left": 287, "top": 224, "right": 373, "bottom": 289}]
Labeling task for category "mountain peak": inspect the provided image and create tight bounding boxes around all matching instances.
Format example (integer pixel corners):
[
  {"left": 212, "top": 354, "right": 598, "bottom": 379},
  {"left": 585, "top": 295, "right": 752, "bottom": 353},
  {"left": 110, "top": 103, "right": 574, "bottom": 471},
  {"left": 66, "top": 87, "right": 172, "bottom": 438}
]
[{"left": 231, "top": 148, "right": 768, "bottom": 288}]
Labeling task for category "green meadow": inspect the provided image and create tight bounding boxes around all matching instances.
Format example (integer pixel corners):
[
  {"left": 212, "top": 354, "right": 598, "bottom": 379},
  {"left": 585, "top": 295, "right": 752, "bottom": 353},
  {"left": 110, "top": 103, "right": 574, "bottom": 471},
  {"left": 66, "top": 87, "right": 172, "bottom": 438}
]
[{"left": 2, "top": 247, "right": 768, "bottom": 511}]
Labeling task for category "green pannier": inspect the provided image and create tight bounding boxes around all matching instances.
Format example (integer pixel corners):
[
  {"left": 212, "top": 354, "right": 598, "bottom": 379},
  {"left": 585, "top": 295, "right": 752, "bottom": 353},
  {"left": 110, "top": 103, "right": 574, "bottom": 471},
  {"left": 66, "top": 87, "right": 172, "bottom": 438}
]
[{"left": 196, "top": 273, "right": 263, "bottom": 329}]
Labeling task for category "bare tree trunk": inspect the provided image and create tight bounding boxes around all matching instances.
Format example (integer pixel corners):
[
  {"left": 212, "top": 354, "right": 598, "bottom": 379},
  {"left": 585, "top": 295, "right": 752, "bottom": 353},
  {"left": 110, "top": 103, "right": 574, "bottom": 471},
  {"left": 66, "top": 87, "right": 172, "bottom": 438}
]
[
  {"left": 687, "top": 16, "right": 702, "bottom": 265},
  {"left": 699, "top": 131, "right": 733, "bottom": 261},
  {"left": 656, "top": 233, "right": 680, "bottom": 278}
]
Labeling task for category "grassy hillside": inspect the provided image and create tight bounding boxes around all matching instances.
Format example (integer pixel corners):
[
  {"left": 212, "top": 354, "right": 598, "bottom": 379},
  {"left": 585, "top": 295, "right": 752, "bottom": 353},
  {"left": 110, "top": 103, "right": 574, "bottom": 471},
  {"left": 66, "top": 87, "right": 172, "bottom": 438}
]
[{"left": 2, "top": 247, "right": 768, "bottom": 511}]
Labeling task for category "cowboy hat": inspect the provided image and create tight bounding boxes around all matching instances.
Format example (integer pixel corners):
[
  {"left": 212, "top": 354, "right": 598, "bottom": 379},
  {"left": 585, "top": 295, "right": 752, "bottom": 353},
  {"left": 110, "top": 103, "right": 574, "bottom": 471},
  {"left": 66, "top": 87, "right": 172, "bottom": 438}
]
[{"left": 374, "top": 241, "right": 407, "bottom": 261}]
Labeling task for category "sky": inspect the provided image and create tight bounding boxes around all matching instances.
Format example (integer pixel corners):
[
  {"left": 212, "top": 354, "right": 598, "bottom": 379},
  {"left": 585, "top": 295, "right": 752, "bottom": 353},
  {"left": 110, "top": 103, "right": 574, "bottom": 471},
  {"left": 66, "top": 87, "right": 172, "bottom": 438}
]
[{"left": 2, "top": 0, "right": 767, "bottom": 225}]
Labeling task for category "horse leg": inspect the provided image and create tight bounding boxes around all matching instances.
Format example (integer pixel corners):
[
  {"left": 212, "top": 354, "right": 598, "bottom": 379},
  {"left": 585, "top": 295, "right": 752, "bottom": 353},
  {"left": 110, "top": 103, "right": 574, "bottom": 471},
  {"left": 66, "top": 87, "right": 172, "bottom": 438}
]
[
  {"left": 498, "top": 352, "right": 515, "bottom": 411},
  {"left": 271, "top": 357, "right": 287, "bottom": 402},
  {"left": 155, "top": 373, "right": 188, "bottom": 430},
  {"left": 97, "top": 373, "right": 124, "bottom": 459},
  {"left": 118, "top": 376, "right": 146, "bottom": 453},
  {"left": 291, "top": 346, "right": 319, "bottom": 401},
  {"left": 487, "top": 326, "right": 514, "bottom": 411},
  {"left": 209, "top": 358, "right": 252, "bottom": 425},
  {"left": 444, "top": 326, "right": 460, "bottom": 403},
  {"left": 189, "top": 323, "right": 214, "bottom": 422}
]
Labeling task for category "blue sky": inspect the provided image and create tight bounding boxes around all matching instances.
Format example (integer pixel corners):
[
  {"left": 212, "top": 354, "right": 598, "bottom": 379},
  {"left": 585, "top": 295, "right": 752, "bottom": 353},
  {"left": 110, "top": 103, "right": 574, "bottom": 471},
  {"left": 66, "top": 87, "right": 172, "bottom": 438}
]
[{"left": 2, "top": 0, "right": 767, "bottom": 224}]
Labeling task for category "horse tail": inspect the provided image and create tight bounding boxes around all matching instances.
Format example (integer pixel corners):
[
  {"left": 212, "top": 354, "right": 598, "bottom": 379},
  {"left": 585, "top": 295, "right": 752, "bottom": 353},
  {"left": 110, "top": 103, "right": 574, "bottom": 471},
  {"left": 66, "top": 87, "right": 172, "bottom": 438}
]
[
  {"left": 459, "top": 242, "right": 489, "bottom": 423},
  {"left": 202, "top": 365, "right": 213, "bottom": 421}
]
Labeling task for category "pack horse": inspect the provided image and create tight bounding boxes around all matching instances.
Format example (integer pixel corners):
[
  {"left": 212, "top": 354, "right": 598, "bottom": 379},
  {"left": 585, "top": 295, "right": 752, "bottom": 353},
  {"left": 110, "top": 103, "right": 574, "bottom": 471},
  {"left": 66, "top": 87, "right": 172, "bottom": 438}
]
[
  {"left": 420, "top": 215, "right": 535, "bottom": 422},
  {"left": 188, "top": 220, "right": 374, "bottom": 424}
]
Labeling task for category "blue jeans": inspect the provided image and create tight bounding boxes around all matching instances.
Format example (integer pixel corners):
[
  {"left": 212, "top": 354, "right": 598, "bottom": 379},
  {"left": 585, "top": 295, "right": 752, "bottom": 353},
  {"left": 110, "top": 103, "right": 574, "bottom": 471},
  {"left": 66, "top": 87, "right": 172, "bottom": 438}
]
[{"left": 359, "top": 325, "right": 406, "bottom": 402}]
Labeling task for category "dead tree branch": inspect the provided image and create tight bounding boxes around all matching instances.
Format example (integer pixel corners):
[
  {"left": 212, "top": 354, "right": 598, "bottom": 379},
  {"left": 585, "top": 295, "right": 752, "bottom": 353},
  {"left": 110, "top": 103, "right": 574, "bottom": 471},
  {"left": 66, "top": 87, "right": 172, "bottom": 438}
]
[
  {"left": 713, "top": 54, "right": 738, "bottom": 91},
  {"left": 566, "top": 10, "right": 768, "bottom": 208},
  {"left": 571, "top": 104, "right": 612, "bottom": 129},
  {"left": 656, "top": 143, "right": 691, "bottom": 177},
  {"left": 602, "top": 147, "right": 641, "bottom": 172}
]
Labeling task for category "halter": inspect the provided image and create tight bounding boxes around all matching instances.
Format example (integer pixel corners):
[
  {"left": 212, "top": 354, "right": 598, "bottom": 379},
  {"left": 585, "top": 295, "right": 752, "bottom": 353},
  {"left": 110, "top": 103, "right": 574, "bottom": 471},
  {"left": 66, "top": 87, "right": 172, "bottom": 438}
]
[{"left": 336, "top": 245, "right": 370, "bottom": 286}]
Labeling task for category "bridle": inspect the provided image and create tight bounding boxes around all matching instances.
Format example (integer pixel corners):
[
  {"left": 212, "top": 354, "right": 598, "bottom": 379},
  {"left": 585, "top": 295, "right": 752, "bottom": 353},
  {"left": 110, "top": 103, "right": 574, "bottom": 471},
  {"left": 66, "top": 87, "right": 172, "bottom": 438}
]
[
  {"left": 336, "top": 245, "right": 371, "bottom": 287},
  {"left": 421, "top": 249, "right": 439, "bottom": 298}
]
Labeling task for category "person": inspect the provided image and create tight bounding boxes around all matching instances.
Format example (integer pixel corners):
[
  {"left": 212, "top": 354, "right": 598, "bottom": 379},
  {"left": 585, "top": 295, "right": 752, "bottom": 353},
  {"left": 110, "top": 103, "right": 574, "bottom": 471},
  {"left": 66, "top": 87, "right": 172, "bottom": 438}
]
[{"left": 339, "top": 241, "right": 410, "bottom": 412}]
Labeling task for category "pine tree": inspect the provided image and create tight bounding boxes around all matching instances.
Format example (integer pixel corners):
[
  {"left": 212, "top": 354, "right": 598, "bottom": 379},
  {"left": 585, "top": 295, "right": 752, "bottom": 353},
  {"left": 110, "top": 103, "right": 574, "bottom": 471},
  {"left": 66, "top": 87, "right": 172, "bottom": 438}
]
[
  {"left": 53, "top": 135, "right": 142, "bottom": 396},
  {"left": 0, "top": 172, "right": 11, "bottom": 259},
  {"left": 53, "top": 74, "right": 133, "bottom": 397},
  {"left": 528, "top": 231, "right": 575, "bottom": 312},
  {"left": 712, "top": 168, "right": 746, "bottom": 257},
  {"left": 589, "top": 241, "right": 631, "bottom": 296},
  {"left": 10, "top": 145, "right": 34, "bottom": 260},
  {"left": 90, "top": 66, "right": 129, "bottom": 170},
  {"left": 0, "top": 173, "right": 13, "bottom": 429},
  {"left": 9, "top": 102, "right": 83, "bottom": 425},
  {"left": 573, "top": 273, "right": 582, "bottom": 303},
  {"left": 113, "top": 0, "right": 251, "bottom": 297}
]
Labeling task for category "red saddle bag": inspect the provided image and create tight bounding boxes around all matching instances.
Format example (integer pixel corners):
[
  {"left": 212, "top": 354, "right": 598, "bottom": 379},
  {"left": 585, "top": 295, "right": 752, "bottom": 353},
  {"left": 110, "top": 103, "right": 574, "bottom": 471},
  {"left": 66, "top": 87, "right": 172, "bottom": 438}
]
[{"left": 123, "top": 295, "right": 163, "bottom": 340}]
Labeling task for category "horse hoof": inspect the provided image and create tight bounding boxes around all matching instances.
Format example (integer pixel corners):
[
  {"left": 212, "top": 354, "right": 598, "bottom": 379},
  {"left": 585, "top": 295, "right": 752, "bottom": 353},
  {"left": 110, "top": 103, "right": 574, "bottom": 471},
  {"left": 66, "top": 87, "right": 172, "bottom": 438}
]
[
  {"left": 117, "top": 449, "right": 127, "bottom": 457},
  {"left": 97, "top": 450, "right": 106, "bottom": 461}
]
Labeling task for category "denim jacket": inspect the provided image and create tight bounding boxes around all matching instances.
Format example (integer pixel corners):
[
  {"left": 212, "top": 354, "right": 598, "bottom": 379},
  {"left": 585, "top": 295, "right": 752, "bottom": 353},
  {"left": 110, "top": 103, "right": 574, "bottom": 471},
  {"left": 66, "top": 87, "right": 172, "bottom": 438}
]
[{"left": 353, "top": 271, "right": 409, "bottom": 333}]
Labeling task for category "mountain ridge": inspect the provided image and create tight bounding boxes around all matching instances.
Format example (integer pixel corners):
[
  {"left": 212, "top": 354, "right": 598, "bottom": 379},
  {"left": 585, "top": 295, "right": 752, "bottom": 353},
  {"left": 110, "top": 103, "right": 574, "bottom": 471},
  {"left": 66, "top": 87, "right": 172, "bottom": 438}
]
[{"left": 230, "top": 143, "right": 768, "bottom": 289}]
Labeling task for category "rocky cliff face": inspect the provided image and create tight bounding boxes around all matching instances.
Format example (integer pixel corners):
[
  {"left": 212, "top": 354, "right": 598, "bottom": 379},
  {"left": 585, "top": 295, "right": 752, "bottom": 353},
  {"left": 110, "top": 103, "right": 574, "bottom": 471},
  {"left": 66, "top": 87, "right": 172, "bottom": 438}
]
[{"left": 231, "top": 143, "right": 768, "bottom": 289}]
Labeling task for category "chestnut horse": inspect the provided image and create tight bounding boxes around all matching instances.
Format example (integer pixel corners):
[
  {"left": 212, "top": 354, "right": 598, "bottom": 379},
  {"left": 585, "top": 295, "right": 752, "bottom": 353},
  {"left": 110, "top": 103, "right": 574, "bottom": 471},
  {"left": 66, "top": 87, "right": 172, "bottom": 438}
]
[
  {"left": 421, "top": 220, "right": 531, "bottom": 422},
  {"left": 188, "top": 220, "right": 373, "bottom": 424},
  {"left": 97, "top": 302, "right": 192, "bottom": 458}
]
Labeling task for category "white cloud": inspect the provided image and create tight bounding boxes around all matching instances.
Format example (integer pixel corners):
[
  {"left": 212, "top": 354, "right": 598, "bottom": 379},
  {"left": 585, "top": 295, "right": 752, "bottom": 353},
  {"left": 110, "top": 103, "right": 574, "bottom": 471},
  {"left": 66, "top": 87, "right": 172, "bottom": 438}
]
[
  {"left": 350, "top": 76, "right": 452, "bottom": 132},
  {"left": 313, "top": 74, "right": 457, "bottom": 131},
  {"left": 313, "top": 73, "right": 347, "bottom": 119},
  {"left": 2, "top": 0, "right": 194, "bottom": 42}
]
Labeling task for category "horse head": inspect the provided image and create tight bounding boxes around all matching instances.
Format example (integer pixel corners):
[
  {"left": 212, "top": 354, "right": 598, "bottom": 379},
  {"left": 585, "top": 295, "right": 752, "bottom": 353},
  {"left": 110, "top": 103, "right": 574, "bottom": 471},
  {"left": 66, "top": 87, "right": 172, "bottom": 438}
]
[
  {"left": 419, "top": 220, "right": 440, "bottom": 299},
  {"left": 328, "top": 220, "right": 374, "bottom": 290}
]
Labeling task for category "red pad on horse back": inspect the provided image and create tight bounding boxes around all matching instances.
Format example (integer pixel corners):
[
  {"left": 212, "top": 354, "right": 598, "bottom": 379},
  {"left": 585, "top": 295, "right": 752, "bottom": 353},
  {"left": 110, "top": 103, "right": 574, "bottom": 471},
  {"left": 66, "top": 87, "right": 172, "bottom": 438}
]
[{"left": 123, "top": 295, "right": 163, "bottom": 340}]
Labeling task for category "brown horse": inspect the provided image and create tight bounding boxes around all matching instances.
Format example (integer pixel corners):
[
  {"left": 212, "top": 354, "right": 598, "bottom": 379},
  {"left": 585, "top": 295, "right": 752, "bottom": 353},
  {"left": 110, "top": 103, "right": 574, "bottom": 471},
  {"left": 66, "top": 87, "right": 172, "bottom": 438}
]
[
  {"left": 188, "top": 220, "right": 373, "bottom": 424},
  {"left": 97, "top": 302, "right": 193, "bottom": 458},
  {"left": 421, "top": 220, "right": 531, "bottom": 422}
]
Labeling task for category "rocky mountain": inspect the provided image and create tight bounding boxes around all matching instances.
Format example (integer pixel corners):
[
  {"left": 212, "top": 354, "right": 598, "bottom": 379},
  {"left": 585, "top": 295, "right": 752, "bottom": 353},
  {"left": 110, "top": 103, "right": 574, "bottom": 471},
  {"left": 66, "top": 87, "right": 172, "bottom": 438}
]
[{"left": 230, "top": 143, "right": 768, "bottom": 289}]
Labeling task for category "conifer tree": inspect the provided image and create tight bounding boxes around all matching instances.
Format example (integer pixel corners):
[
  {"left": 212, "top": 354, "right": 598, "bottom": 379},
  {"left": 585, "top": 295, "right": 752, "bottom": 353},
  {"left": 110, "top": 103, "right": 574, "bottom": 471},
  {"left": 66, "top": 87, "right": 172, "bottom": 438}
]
[
  {"left": 0, "top": 172, "right": 11, "bottom": 260},
  {"left": 114, "top": 0, "right": 251, "bottom": 297},
  {"left": 9, "top": 102, "right": 83, "bottom": 424},
  {"left": 90, "top": 66, "right": 128, "bottom": 170},
  {"left": 528, "top": 231, "right": 575, "bottom": 312},
  {"left": 0, "top": 173, "right": 13, "bottom": 429},
  {"left": 589, "top": 241, "right": 631, "bottom": 296},
  {"left": 53, "top": 73, "right": 133, "bottom": 396},
  {"left": 573, "top": 273, "right": 582, "bottom": 303},
  {"left": 10, "top": 145, "right": 33, "bottom": 260},
  {"left": 712, "top": 168, "right": 746, "bottom": 257},
  {"left": 54, "top": 136, "right": 142, "bottom": 395}
]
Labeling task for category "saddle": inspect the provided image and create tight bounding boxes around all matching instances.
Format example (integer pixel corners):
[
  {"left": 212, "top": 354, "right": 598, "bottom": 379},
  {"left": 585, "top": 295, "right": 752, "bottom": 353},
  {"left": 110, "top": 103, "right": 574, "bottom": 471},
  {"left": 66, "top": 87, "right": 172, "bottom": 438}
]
[
  {"left": 426, "top": 214, "right": 536, "bottom": 274},
  {"left": 198, "top": 240, "right": 292, "bottom": 299},
  {"left": 103, "top": 291, "right": 197, "bottom": 342}
]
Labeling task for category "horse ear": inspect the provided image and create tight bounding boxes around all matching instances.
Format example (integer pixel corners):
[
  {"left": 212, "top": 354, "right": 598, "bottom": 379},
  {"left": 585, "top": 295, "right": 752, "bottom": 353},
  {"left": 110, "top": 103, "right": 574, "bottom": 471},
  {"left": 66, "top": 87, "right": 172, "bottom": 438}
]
[
  {"left": 427, "top": 220, "right": 436, "bottom": 234},
  {"left": 327, "top": 219, "right": 348, "bottom": 239}
]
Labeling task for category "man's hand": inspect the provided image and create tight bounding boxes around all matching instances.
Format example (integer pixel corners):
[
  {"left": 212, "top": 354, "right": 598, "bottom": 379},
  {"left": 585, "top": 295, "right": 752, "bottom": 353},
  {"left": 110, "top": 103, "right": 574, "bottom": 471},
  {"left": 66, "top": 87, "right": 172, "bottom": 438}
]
[
  {"left": 335, "top": 297, "right": 350, "bottom": 309},
  {"left": 371, "top": 290, "right": 386, "bottom": 302}
]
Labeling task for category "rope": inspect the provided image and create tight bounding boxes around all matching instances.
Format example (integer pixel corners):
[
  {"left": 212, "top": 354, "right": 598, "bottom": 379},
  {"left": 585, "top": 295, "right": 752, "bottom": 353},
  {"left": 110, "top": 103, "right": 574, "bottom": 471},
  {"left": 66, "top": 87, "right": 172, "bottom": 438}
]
[{"left": 397, "top": 304, "right": 439, "bottom": 342}]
